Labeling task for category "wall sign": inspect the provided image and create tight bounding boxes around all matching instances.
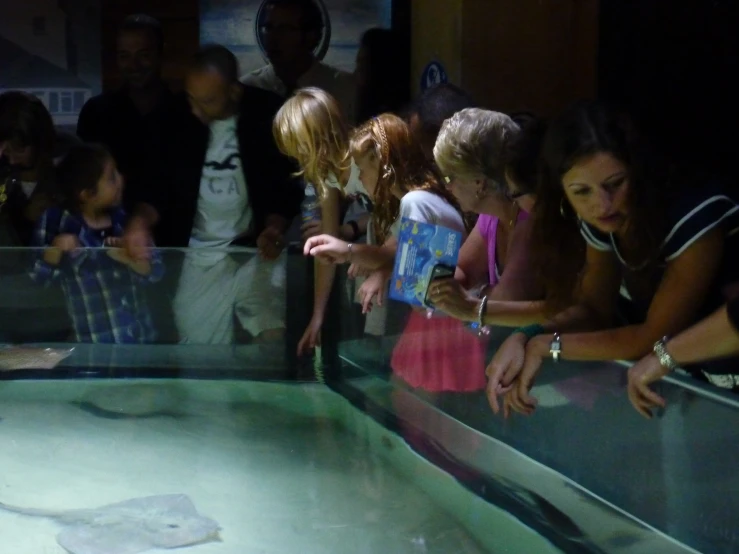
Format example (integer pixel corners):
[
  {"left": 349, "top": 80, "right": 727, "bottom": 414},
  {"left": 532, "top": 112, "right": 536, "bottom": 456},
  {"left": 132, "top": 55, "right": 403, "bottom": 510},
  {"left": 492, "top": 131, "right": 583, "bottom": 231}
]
[{"left": 420, "top": 61, "right": 448, "bottom": 91}]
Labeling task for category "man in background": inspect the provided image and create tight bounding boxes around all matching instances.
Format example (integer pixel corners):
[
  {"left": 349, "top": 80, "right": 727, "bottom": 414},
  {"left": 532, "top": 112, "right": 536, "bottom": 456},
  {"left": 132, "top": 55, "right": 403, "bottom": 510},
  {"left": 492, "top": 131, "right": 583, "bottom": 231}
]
[
  {"left": 77, "top": 14, "right": 184, "bottom": 214},
  {"left": 126, "top": 45, "right": 302, "bottom": 345},
  {"left": 242, "top": 0, "right": 356, "bottom": 122}
]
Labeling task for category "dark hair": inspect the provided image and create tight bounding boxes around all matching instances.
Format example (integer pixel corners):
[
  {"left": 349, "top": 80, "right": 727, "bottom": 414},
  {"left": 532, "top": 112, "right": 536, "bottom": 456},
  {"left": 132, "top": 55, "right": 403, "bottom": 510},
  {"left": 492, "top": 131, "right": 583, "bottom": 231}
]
[
  {"left": 503, "top": 115, "right": 548, "bottom": 195},
  {"left": 265, "top": 0, "right": 324, "bottom": 32},
  {"left": 191, "top": 44, "right": 240, "bottom": 84},
  {"left": 413, "top": 83, "right": 477, "bottom": 138},
  {"left": 355, "top": 28, "right": 409, "bottom": 122},
  {"left": 55, "top": 144, "right": 111, "bottom": 212},
  {"left": 532, "top": 100, "right": 670, "bottom": 313},
  {"left": 119, "top": 14, "right": 164, "bottom": 51},
  {"left": 0, "top": 91, "right": 56, "bottom": 180}
]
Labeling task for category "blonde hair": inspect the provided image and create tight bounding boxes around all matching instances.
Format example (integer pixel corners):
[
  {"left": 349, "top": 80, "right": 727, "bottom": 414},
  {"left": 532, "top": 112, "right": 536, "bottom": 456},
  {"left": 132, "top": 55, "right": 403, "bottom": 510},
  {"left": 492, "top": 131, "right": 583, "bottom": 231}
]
[
  {"left": 433, "top": 108, "right": 520, "bottom": 191},
  {"left": 272, "top": 87, "right": 350, "bottom": 198},
  {"left": 350, "top": 113, "right": 461, "bottom": 243}
]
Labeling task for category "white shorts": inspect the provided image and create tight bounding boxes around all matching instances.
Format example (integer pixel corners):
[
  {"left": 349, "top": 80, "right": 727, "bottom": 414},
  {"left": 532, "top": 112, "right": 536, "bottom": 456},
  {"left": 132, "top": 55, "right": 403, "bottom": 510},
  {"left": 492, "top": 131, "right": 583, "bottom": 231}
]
[{"left": 173, "top": 250, "right": 286, "bottom": 344}]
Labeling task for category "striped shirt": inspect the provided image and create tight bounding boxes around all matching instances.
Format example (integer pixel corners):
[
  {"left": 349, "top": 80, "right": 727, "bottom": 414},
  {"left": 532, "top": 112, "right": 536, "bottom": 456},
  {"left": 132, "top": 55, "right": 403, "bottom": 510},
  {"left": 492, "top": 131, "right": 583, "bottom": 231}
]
[{"left": 580, "top": 186, "right": 739, "bottom": 322}]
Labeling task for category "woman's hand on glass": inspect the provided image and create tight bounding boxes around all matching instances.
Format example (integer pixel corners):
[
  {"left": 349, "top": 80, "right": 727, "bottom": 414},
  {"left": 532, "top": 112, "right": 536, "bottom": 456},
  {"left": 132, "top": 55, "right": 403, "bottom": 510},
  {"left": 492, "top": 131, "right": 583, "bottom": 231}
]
[
  {"left": 485, "top": 332, "right": 527, "bottom": 414},
  {"left": 627, "top": 353, "right": 668, "bottom": 419},
  {"left": 503, "top": 335, "right": 549, "bottom": 417},
  {"left": 304, "top": 234, "right": 351, "bottom": 264},
  {"left": 426, "top": 278, "right": 479, "bottom": 322}
]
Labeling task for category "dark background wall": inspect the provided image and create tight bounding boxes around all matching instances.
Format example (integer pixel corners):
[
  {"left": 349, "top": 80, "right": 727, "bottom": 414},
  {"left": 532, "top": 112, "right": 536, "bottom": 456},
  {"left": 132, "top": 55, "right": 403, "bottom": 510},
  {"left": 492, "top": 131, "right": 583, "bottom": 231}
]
[
  {"left": 5, "top": 0, "right": 738, "bottom": 180},
  {"left": 460, "top": 0, "right": 599, "bottom": 117},
  {"left": 598, "top": 0, "right": 739, "bottom": 178}
]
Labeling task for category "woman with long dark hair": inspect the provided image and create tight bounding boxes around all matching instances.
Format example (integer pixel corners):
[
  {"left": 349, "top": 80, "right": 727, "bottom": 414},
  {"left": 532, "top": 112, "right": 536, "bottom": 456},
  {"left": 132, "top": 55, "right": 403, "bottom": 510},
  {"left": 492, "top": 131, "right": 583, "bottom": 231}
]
[{"left": 487, "top": 100, "right": 739, "bottom": 416}]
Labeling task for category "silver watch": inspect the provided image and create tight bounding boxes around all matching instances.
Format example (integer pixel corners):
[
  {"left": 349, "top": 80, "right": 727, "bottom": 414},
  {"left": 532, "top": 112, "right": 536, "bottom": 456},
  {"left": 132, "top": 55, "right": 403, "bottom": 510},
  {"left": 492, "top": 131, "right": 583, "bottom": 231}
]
[
  {"left": 653, "top": 336, "right": 677, "bottom": 372},
  {"left": 550, "top": 333, "right": 562, "bottom": 363}
]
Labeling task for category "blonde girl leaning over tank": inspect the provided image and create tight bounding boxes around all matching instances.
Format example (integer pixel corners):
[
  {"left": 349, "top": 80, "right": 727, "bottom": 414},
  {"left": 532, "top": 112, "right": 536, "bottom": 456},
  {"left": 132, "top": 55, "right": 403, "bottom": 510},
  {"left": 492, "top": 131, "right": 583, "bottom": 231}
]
[
  {"left": 305, "top": 114, "right": 494, "bottom": 393},
  {"left": 273, "top": 87, "right": 371, "bottom": 354}
]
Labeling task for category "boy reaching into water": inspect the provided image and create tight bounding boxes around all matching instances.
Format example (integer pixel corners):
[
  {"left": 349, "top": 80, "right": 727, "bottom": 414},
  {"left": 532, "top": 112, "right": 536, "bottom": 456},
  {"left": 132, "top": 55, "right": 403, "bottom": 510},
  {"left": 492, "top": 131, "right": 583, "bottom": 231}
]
[{"left": 30, "top": 143, "right": 163, "bottom": 343}]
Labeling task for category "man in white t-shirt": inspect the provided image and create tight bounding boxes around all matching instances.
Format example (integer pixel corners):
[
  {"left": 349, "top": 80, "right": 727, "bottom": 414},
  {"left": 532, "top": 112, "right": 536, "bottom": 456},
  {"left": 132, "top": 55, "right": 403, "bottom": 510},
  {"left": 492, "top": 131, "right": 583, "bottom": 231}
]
[
  {"left": 188, "top": 115, "right": 253, "bottom": 249},
  {"left": 127, "top": 46, "right": 303, "bottom": 345},
  {"left": 242, "top": 0, "right": 356, "bottom": 123}
]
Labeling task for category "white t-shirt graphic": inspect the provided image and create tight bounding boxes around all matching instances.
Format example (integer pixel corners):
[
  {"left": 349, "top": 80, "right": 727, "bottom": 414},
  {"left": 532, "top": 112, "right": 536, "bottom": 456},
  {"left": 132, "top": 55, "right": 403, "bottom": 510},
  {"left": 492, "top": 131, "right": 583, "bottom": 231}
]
[{"left": 190, "top": 116, "right": 253, "bottom": 248}]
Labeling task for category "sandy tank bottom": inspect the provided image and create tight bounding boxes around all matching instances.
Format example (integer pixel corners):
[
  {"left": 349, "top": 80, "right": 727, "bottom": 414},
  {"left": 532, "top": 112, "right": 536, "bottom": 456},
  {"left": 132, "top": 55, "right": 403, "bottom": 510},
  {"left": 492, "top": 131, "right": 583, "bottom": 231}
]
[{"left": 0, "top": 379, "right": 512, "bottom": 554}]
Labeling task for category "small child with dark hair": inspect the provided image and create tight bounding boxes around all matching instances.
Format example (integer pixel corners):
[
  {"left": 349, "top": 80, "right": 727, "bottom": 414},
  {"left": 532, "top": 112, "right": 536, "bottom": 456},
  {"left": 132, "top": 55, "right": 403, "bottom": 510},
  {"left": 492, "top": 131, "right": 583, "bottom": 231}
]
[{"left": 29, "top": 143, "right": 163, "bottom": 343}]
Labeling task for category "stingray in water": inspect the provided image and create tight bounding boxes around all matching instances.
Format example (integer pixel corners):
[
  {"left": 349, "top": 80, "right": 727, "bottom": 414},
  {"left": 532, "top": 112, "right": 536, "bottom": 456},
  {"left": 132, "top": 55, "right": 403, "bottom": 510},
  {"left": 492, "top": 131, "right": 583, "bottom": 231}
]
[
  {"left": 0, "top": 493, "right": 221, "bottom": 554},
  {"left": 72, "top": 384, "right": 188, "bottom": 420}
]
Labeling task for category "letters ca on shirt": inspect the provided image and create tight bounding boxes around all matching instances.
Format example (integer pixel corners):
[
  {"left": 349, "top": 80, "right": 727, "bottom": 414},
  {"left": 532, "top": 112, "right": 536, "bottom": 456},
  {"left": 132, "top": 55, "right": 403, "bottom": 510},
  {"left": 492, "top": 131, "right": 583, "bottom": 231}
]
[{"left": 191, "top": 117, "right": 253, "bottom": 247}]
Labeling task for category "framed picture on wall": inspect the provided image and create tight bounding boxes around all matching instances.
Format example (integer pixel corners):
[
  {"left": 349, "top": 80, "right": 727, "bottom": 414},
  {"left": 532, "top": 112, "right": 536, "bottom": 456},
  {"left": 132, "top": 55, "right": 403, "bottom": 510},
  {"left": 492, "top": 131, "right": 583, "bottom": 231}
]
[{"left": 200, "top": 0, "right": 392, "bottom": 76}]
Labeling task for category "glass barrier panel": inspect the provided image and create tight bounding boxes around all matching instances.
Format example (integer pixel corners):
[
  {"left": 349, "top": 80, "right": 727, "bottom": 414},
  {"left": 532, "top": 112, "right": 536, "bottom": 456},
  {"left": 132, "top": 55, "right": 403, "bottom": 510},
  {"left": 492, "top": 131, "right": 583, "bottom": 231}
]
[
  {"left": 0, "top": 246, "right": 318, "bottom": 379},
  {"left": 3, "top": 246, "right": 737, "bottom": 553},
  {"left": 331, "top": 264, "right": 739, "bottom": 554}
]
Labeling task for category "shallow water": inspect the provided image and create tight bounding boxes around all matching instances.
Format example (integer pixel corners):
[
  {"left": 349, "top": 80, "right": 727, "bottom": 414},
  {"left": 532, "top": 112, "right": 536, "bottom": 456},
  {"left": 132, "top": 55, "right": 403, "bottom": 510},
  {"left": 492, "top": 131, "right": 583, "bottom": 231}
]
[{"left": 0, "top": 381, "right": 493, "bottom": 554}]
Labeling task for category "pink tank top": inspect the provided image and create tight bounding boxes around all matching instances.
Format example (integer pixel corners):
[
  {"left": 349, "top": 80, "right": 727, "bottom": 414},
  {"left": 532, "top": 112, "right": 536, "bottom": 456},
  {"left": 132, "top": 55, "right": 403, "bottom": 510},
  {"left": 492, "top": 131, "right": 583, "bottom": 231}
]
[{"left": 476, "top": 211, "right": 529, "bottom": 287}]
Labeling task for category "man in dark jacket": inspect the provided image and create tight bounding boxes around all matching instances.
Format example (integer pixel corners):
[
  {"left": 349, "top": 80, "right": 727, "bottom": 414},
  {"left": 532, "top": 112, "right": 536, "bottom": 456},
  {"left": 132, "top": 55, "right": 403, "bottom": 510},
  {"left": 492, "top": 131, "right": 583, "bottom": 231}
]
[
  {"left": 77, "top": 14, "right": 181, "bottom": 214},
  {"left": 126, "top": 45, "right": 303, "bottom": 344}
]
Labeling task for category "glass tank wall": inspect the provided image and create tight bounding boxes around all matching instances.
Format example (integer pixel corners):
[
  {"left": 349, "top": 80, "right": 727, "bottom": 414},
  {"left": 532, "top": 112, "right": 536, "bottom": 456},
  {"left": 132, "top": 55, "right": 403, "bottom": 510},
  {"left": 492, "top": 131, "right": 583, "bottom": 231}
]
[{"left": 0, "top": 246, "right": 734, "bottom": 554}]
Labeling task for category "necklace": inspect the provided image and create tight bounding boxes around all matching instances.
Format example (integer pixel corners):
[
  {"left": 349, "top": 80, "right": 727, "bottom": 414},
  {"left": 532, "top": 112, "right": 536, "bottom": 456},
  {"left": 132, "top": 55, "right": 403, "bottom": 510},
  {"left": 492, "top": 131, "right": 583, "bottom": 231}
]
[{"left": 611, "top": 235, "right": 650, "bottom": 272}]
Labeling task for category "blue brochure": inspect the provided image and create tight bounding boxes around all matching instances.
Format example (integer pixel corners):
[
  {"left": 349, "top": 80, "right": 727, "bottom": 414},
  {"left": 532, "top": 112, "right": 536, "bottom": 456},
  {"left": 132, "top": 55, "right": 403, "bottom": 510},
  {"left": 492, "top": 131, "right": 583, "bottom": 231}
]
[{"left": 389, "top": 217, "right": 463, "bottom": 308}]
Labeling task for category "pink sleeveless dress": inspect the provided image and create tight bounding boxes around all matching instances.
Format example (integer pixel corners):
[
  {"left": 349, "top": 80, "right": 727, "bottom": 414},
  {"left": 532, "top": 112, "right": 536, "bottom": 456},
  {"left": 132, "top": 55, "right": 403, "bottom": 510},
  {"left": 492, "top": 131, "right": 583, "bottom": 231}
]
[{"left": 390, "top": 212, "right": 529, "bottom": 392}]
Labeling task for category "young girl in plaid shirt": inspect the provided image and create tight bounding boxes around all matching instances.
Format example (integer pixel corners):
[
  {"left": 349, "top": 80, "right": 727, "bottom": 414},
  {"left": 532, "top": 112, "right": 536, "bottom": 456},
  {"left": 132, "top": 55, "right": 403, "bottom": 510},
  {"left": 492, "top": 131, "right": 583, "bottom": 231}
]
[{"left": 30, "top": 144, "right": 163, "bottom": 343}]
